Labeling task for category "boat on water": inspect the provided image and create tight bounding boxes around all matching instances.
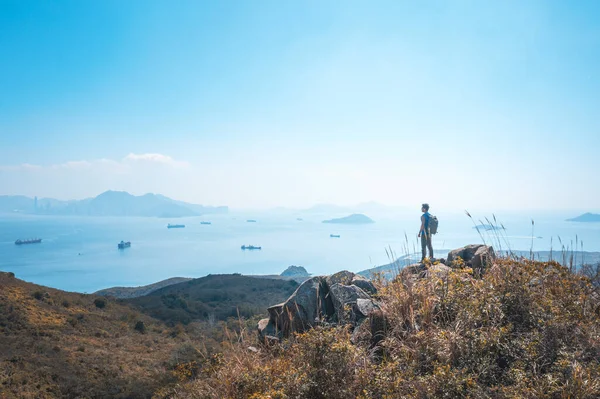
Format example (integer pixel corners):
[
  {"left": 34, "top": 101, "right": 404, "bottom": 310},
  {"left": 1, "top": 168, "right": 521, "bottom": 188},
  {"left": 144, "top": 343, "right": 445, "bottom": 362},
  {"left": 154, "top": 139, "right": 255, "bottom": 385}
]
[
  {"left": 241, "top": 245, "right": 262, "bottom": 250},
  {"left": 167, "top": 224, "right": 185, "bottom": 228},
  {"left": 297, "top": 218, "right": 304, "bottom": 221},
  {"left": 330, "top": 234, "right": 341, "bottom": 238},
  {"left": 200, "top": 221, "right": 212, "bottom": 225},
  {"left": 246, "top": 219, "right": 257, "bottom": 223},
  {"left": 15, "top": 238, "right": 42, "bottom": 245},
  {"left": 118, "top": 241, "right": 131, "bottom": 249}
]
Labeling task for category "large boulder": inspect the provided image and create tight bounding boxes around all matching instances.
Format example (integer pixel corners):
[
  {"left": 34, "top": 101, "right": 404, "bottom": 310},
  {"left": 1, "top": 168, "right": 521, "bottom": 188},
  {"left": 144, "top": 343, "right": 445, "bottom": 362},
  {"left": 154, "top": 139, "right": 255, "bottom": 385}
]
[
  {"left": 447, "top": 245, "right": 495, "bottom": 270},
  {"left": 471, "top": 245, "right": 496, "bottom": 270},
  {"left": 258, "top": 270, "right": 380, "bottom": 341},
  {"left": 422, "top": 263, "right": 451, "bottom": 278},
  {"left": 353, "top": 298, "right": 379, "bottom": 319},
  {"left": 326, "top": 270, "right": 356, "bottom": 286},
  {"left": 258, "top": 318, "right": 280, "bottom": 343},
  {"left": 329, "top": 283, "right": 370, "bottom": 322},
  {"left": 273, "top": 277, "right": 334, "bottom": 336},
  {"left": 351, "top": 275, "right": 377, "bottom": 295}
]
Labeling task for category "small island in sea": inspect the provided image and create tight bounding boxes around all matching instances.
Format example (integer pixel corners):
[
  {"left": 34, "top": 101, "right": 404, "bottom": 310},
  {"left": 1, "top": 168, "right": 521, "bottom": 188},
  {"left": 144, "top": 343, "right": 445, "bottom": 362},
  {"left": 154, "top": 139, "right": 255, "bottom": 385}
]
[
  {"left": 280, "top": 265, "right": 310, "bottom": 278},
  {"left": 322, "top": 213, "right": 375, "bottom": 224},
  {"left": 567, "top": 213, "right": 600, "bottom": 222}
]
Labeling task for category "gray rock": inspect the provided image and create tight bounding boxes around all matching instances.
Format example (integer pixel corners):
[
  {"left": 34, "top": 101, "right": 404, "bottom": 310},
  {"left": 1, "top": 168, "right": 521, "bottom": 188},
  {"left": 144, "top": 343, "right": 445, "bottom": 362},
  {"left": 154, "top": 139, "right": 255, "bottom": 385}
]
[
  {"left": 326, "top": 270, "right": 356, "bottom": 286},
  {"left": 329, "top": 283, "right": 370, "bottom": 321},
  {"left": 403, "top": 263, "right": 427, "bottom": 275},
  {"left": 258, "top": 270, "right": 381, "bottom": 341},
  {"left": 447, "top": 245, "right": 495, "bottom": 267},
  {"left": 422, "top": 263, "right": 451, "bottom": 278},
  {"left": 258, "top": 318, "right": 279, "bottom": 342},
  {"left": 353, "top": 298, "right": 379, "bottom": 319},
  {"left": 351, "top": 275, "right": 377, "bottom": 295},
  {"left": 267, "top": 303, "right": 284, "bottom": 323},
  {"left": 275, "top": 276, "right": 335, "bottom": 336},
  {"left": 471, "top": 245, "right": 496, "bottom": 270}
]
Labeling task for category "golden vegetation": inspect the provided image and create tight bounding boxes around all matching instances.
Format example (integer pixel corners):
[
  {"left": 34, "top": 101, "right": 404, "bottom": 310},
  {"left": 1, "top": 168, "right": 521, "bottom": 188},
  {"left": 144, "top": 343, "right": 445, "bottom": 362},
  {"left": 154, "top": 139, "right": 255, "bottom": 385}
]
[
  {"left": 0, "top": 272, "right": 184, "bottom": 398},
  {"left": 163, "top": 258, "right": 600, "bottom": 399}
]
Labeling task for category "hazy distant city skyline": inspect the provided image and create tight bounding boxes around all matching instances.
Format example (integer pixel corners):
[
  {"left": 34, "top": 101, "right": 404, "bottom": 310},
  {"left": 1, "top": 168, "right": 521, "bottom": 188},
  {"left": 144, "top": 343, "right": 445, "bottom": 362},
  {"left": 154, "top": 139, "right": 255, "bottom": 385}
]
[{"left": 1, "top": 1, "right": 599, "bottom": 211}]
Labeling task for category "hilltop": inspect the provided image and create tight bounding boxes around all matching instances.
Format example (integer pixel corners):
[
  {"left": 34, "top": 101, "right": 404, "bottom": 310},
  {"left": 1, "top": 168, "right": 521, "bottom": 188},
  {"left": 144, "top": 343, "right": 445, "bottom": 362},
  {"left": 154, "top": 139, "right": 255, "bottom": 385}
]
[
  {"left": 3, "top": 249, "right": 599, "bottom": 398},
  {"left": 0, "top": 191, "right": 228, "bottom": 218},
  {"left": 166, "top": 249, "right": 600, "bottom": 399}
]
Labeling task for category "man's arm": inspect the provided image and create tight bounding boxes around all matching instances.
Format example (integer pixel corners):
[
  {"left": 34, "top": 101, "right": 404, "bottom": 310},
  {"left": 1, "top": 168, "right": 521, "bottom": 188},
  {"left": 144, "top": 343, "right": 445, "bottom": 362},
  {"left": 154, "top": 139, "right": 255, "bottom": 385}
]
[{"left": 418, "top": 215, "right": 425, "bottom": 237}]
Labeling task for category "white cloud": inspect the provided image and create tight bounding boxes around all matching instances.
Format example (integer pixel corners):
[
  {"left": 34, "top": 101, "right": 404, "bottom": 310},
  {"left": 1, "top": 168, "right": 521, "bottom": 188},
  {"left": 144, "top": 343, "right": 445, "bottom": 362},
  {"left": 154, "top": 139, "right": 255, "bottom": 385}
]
[
  {"left": 123, "top": 153, "right": 189, "bottom": 168},
  {"left": 0, "top": 163, "right": 42, "bottom": 172},
  {"left": 0, "top": 153, "right": 188, "bottom": 172}
]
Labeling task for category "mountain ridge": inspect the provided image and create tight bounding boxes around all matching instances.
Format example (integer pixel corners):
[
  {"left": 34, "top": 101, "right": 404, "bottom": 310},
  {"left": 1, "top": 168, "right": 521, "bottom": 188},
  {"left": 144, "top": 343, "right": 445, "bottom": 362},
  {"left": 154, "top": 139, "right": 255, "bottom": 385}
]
[{"left": 0, "top": 190, "right": 228, "bottom": 218}]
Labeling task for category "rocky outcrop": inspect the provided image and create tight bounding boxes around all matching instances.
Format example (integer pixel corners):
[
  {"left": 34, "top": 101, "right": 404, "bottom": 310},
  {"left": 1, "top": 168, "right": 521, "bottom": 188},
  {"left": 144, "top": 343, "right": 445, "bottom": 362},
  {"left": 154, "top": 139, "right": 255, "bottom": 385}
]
[
  {"left": 258, "top": 271, "right": 380, "bottom": 343},
  {"left": 447, "top": 244, "right": 496, "bottom": 271},
  {"left": 258, "top": 246, "right": 496, "bottom": 344},
  {"left": 280, "top": 265, "right": 310, "bottom": 278}
]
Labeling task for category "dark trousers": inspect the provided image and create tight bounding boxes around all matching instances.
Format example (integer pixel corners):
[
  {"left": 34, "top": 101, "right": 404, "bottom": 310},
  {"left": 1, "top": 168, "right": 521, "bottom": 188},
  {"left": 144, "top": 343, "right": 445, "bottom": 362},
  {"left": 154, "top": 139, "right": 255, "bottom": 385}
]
[{"left": 421, "top": 232, "right": 433, "bottom": 260}]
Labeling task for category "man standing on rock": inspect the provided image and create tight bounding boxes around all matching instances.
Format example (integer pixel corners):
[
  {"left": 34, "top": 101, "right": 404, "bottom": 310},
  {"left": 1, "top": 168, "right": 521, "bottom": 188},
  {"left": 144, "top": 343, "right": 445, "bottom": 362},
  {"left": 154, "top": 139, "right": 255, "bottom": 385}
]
[{"left": 418, "top": 203, "right": 434, "bottom": 262}]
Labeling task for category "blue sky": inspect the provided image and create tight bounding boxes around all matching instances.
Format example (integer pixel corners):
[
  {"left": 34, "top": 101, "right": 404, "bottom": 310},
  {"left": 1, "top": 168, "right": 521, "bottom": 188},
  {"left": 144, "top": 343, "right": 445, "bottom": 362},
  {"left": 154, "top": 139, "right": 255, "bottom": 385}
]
[{"left": 0, "top": 0, "right": 599, "bottom": 210}]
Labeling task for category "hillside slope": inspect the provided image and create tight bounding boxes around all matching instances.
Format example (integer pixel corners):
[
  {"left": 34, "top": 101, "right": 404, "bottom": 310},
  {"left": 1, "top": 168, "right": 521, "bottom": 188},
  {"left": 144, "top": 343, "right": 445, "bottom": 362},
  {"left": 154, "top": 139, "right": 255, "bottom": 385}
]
[
  {"left": 0, "top": 272, "right": 181, "bottom": 398},
  {"left": 125, "top": 274, "right": 299, "bottom": 325},
  {"left": 95, "top": 277, "right": 193, "bottom": 299}
]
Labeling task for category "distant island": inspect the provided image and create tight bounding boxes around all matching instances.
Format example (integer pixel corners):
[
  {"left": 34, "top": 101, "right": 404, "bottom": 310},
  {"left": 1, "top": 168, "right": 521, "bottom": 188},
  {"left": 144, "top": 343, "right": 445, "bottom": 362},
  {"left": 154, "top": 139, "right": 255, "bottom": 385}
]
[
  {"left": 0, "top": 190, "right": 228, "bottom": 218},
  {"left": 567, "top": 213, "right": 600, "bottom": 223},
  {"left": 322, "top": 213, "right": 375, "bottom": 224},
  {"left": 280, "top": 265, "right": 310, "bottom": 278}
]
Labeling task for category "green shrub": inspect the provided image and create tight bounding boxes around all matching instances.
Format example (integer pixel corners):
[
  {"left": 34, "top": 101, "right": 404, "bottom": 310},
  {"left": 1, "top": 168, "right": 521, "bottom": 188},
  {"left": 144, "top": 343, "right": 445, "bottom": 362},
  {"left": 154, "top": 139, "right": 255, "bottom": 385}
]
[
  {"left": 94, "top": 298, "right": 106, "bottom": 309},
  {"left": 134, "top": 321, "right": 146, "bottom": 334}
]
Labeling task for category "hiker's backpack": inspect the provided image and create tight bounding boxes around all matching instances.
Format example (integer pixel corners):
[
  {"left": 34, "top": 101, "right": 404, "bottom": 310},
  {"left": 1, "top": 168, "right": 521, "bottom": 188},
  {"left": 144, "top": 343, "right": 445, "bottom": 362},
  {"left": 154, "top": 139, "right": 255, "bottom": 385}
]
[{"left": 428, "top": 215, "right": 439, "bottom": 234}]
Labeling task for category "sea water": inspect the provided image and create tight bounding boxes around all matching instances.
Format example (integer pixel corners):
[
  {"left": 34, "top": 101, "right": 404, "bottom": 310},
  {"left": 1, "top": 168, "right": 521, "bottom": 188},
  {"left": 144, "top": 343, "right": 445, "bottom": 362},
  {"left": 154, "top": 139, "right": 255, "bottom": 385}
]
[{"left": 0, "top": 211, "right": 598, "bottom": 293}]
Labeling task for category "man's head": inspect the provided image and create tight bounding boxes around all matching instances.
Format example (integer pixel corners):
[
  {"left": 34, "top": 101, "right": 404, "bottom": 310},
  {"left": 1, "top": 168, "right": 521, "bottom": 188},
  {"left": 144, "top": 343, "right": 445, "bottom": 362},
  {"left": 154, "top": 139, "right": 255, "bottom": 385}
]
[{"left": 421, "top": 203, "right": 430, "bottom": 212}]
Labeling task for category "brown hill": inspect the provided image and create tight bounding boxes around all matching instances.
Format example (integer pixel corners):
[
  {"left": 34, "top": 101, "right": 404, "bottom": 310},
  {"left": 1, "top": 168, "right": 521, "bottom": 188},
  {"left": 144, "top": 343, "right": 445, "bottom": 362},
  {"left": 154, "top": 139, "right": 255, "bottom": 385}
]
[
  {"left": 0, "top": 271, "right": 182, "bottom": 399},
  {"left": 95, "top": 277, "right": 193, "bottom": 299},
  {"left": 124, "top": 274, "right": 299, "bottom": 325}
]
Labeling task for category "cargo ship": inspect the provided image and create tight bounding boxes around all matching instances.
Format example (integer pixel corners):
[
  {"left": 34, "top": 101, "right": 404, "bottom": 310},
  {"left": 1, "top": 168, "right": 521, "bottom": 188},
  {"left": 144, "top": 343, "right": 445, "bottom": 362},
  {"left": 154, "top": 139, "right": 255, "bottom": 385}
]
[
  {"left": 330, "top": 234, "right": 341, "bottom": 238},
  {"left": 167, "top": 224, "right": 185, "bottom": 228},
  {"left": 200, "top": 221, "right": 212, "bottom": 225},
  {"left": 246, "top": 219, "right": 257, "bottom": 223},
  {"left": 15, "top": 238, "right": 42, "bottom": 245},
  {"left": 241, "top": 245, "right": 261, "bottom": 250},
  {"left": 118, "top": 241, "right": 131, "bottom": 249}
]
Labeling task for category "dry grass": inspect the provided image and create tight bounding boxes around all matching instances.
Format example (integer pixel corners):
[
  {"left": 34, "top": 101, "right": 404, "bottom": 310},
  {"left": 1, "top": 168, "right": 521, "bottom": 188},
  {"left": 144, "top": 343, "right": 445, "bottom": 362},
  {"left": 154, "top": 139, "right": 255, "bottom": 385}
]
[
  {"left": 0, "top": 272, "right": 184, "bottom": 398},
  {"left": 163, "top": 257, "right": 600, "bottom": 399}
]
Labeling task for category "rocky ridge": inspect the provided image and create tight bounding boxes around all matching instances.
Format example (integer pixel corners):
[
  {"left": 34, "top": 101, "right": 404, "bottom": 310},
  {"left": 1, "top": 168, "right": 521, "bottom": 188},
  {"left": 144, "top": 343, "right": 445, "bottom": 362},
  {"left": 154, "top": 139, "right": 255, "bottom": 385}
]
[{"left": 258, "top": 244, "right": 496, "bottom": 343}]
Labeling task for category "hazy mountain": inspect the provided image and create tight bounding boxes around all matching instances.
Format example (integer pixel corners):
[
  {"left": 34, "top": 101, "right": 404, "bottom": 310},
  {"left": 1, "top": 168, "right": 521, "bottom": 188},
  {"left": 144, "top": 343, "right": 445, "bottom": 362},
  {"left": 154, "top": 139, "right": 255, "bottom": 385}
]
[
  {"left": 154, "top": 194, "right": 228, "bottom": 215},
  {"left": 567, "top": 213, "right": 600, "bottom": 222},
  {"left": 322, "top": 213, "right": 375, "bottom": 224},
  {"left": 301, "top": 203, "right": 351, "bottom": 215},
  {"left": 0, "top": 191, "right": 228, "bottom": 218}
]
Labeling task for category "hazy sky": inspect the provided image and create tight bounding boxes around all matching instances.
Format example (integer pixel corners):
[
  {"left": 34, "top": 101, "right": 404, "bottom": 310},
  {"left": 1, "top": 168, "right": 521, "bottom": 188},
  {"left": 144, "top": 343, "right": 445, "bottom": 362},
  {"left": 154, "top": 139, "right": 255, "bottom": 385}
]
[{"left": 1, "top": 1, "right": 599, "bottom": 211}]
